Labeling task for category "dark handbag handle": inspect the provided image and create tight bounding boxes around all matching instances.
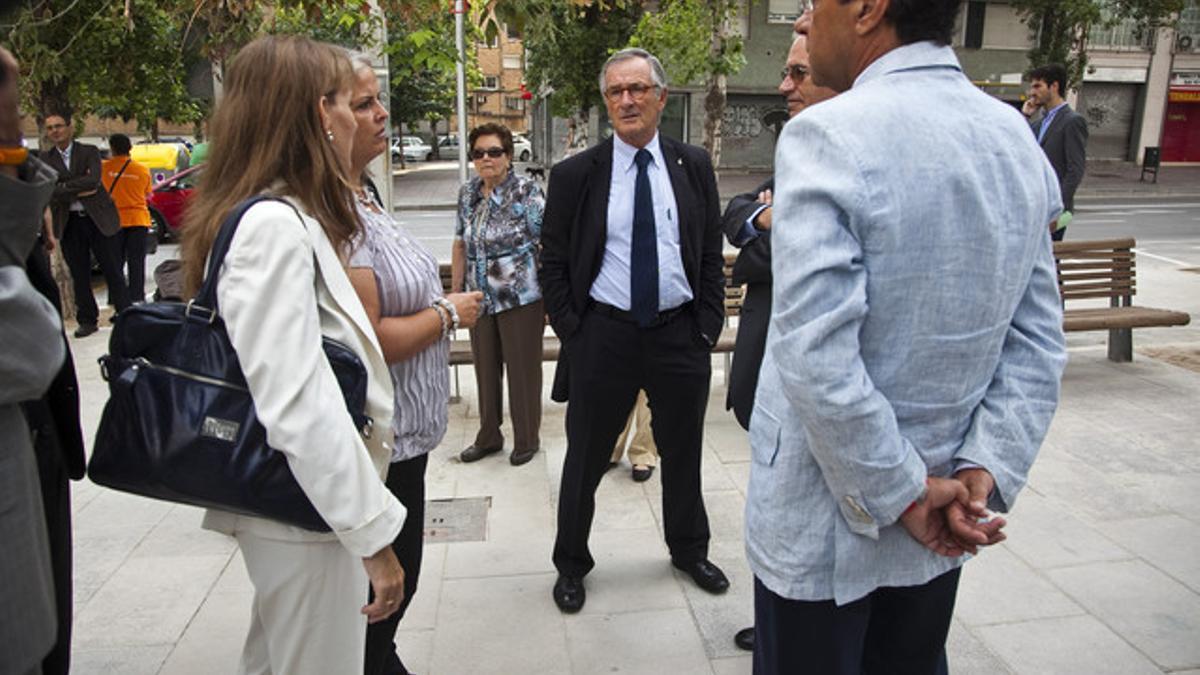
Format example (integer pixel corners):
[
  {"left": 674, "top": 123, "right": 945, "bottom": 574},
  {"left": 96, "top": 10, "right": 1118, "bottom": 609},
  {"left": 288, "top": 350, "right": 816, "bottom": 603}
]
[
  {"left": 193, "top": 195, "right": 286, "bottom": 313},
  {"left": 106, "top": 159, "right": 131, "bottom": 194}
]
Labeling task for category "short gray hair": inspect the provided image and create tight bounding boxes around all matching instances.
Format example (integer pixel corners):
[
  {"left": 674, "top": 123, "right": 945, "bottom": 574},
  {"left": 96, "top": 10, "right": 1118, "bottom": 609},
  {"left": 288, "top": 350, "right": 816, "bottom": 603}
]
[{"left": 599, "top": 48, "right": 668, "bottom": 96}]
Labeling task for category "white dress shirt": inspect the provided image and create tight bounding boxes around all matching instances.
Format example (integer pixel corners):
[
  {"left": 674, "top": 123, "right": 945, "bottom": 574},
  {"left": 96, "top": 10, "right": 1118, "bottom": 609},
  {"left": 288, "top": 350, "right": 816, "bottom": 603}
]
[
  {"left": 589, "top": 132, "right": 693, "bottom": 312},
  {"left": 58, "top": 142, "right": 85, "bottom": 212}
]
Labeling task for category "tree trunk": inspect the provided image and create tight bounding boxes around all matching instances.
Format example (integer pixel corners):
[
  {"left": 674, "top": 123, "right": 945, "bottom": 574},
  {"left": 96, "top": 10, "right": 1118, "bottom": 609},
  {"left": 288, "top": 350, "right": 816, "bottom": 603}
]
[
  {"left": 575, "top": 109, "right": 590, "bottom": 152},
  {"left": 703, "top": 72, "right": 726, "bottom": 170}
]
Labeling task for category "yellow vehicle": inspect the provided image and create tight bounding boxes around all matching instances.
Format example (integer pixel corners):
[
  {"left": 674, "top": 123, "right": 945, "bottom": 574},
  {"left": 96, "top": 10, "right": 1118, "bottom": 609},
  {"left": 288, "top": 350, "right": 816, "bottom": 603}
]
[{"left": 130, "top": 142, "right": 191, "bottom": 184}]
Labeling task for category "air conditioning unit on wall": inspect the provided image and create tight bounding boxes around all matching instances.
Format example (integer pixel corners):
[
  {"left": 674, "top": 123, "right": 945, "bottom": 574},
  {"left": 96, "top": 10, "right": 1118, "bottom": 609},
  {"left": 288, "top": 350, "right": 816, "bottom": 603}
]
[{"left": 1178, "top": 34, "right": 1195, "bottom": 52}]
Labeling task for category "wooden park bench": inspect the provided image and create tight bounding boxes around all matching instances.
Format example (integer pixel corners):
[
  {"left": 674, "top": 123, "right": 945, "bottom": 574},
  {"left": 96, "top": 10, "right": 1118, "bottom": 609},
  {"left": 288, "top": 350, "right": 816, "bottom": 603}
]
[
  {"left": 440, "top": 254, "right": 745, "bottom": 396},
  {"left": 1053, "top": 237, "right": 1191, "bottom": 361}
]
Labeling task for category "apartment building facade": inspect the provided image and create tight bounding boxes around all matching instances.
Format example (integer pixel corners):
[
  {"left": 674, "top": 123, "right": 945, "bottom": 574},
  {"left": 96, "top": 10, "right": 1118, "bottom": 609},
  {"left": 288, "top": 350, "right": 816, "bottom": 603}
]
[{"left": 647, "top": 0, "right": 1200, "bottom": 169}]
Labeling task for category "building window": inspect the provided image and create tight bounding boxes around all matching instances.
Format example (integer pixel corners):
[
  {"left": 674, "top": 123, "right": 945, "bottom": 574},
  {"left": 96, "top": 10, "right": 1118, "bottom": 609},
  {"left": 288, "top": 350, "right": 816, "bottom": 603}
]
[
  {"left": 766, "top": 0, "right": 807, "bottom": 24},
  {"left": 1087, "top": 9, "right": 1154, "bottom": 50},
  {"left": 1177, "top": 1, "right": 1199, "bottom": 53},
  {"left": 480, "top": 33, "right": 498, "bottom": 48},
  {"left": 503, "top": 54, "right": 522, "bottom": 70},
  {"left": 505, "top": 97, "right": 525, "bottom": 111},
  {"left": 506, "top": 23, "right": 521, "bottom": 40},
  {"left": 964, "top": 1, "right": 985, "bottom": 49},
  {"left": 481, "top": 76, "right": 499, "bottom": 90}
]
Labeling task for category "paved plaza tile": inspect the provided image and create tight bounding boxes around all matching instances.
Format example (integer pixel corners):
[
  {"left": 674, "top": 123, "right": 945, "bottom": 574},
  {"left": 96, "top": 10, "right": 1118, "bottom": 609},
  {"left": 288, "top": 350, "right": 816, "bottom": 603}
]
[{"left": 62, "top": 312, "right": 1200, "bottom": 672}]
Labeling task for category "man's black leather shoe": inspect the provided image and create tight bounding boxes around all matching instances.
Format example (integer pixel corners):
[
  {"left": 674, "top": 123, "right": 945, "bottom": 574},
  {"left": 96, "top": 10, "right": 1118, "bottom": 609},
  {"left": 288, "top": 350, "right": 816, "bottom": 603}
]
[
  {"left": 460, "top": 444, "right": 501, "bottom": 463},
  {"left": 509, "top": 447, "right": 538, "bottom": 466},
  {"left": 553, "top": 575, "right": 585, "bottom": 613},
  {"left": 672, "top": 558, "right": 729, "bottom": 594},
  {"left": 734, "top": 626, "right": 755, "bottom": 651},
  {"left": 74, "top": 323, "right": 98, "bottom": 338},
  {"left": 631, "top": 465, "right": 654, "bottom": 482}
]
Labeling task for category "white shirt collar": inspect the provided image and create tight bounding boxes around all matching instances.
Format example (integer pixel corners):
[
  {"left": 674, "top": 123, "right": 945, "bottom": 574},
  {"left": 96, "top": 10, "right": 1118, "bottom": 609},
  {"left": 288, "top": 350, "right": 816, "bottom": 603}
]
[{"left": 613, "top": 131, "right": 664, "bottom": 174}]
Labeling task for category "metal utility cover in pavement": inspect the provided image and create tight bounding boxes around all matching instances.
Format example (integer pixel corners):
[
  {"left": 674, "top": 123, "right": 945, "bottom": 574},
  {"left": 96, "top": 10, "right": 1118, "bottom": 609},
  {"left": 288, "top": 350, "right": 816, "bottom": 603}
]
[{"left": 423, "top": 496, "right": 491, "bottom": 543}]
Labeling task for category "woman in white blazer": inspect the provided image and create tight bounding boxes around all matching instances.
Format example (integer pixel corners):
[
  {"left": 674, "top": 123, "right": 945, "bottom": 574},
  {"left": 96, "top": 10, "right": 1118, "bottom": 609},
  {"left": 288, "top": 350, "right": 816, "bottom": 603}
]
[{"left": 179, "top": 35, "right": 407, "bottom": 674}]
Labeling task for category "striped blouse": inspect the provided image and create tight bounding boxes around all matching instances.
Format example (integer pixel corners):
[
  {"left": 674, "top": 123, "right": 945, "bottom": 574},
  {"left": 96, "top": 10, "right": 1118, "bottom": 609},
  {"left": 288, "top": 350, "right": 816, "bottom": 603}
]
[{"left": 348, "top": 200, "right": 449, "bottom": 462}]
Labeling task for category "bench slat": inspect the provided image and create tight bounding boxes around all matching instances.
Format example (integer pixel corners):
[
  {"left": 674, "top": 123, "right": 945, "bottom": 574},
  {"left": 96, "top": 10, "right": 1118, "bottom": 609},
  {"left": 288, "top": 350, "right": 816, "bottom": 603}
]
[{"left": 1063, "top": 306, "right": 1191, "bottom": 331}]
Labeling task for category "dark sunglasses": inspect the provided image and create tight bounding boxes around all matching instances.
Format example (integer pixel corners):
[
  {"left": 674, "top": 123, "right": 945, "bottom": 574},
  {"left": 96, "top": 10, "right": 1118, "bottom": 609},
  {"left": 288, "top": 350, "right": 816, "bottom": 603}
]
[
  {"left": 781, "top": 64, "right": 809, "bottom": 84},
  {"left": 471, "top": 147, "right": 506, "bottom": 159}
]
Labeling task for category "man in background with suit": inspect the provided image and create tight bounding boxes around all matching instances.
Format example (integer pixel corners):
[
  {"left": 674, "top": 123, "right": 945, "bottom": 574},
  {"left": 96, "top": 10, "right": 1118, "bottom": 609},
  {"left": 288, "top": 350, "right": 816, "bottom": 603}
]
[
  {"left": 43, "top": 111, "right": 130, "bottom": 337},
  {"left": 541, "top": 48, "right": 728, "bottom": 613},
  {"left": 721, "top": 28, "right": 836, "bottom": 433},
  {"left": 1023, "top": 63, "right": 1088, "bottom": 241},
  {"left": 719, "top": 25, "right": 837, "bottom": 653}
]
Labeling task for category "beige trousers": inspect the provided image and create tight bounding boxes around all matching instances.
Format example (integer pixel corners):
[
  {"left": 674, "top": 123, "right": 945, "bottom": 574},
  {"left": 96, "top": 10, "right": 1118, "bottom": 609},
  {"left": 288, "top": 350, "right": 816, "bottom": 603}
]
[
  {"left": 610, "top": 389, "right": 658, "bottom": 467},
  {"left": 235, "top": 531, "right": 368, "bottom": 675}
]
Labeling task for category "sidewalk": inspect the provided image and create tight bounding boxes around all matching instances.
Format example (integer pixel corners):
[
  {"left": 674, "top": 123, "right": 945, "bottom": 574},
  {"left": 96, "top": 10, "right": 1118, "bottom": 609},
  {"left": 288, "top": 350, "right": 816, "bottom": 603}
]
[
  {"left": 392, "top": 158, "right": 1200, "bottom": 210},
  {"left": 64, "top": 279, "right": 1200, "bottom": 673}
]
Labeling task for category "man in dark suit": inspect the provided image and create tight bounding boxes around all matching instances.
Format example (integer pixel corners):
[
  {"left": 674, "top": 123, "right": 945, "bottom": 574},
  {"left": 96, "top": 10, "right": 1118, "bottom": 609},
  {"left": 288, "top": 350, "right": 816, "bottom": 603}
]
[
  {"left": 541, "top": 48, "right": 728, "bottom": 613},
  {"left": 719, "top": 28, "right": 838, "bottom": 653},
  {"left": 42, "top": 112, "right": 130, "bottom": 336},
  {"left": 721, "top": 30, "right": 838, "bottom": 434},
  {"left": 1023, "top": 63, "right": 1087, "bottom": 241}
]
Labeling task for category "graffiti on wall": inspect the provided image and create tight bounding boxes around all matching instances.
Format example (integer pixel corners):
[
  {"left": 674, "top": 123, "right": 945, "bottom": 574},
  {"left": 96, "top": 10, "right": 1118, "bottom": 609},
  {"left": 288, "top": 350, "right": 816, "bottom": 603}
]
[{"left": 719, "top": 96, "right": 789, "bottom": 168}]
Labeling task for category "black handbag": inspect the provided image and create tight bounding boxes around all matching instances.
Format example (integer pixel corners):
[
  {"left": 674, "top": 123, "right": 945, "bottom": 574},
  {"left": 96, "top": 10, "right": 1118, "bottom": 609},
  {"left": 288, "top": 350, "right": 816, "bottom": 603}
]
[{"left": 88, "top": 196, "right": 374, "bottom": 532}]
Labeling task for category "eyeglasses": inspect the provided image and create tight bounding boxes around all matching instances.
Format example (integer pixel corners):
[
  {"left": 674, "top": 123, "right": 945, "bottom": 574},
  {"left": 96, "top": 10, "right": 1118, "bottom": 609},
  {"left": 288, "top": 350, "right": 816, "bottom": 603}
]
[
  {"left": 780, "top": 64, "right": 809, "bottom": 84},
  {"left": 471, "top": 147, "right": 506, "bottom": 159},
  {"left": 604, "top": 82, "right": 658, "bottom": 102}
]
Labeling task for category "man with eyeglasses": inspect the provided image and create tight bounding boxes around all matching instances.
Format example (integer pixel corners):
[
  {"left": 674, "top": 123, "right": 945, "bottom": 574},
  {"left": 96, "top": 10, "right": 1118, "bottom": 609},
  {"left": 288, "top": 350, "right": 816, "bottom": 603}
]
[
  {"left": 746, "top": 0, "right": 1066, "bottom": 672},
  {"left": 719, "top": 24, "right": 837, "bottom": 653},
  {"left": 42, "top": 112, "right": 130, "bottom": 337},
  {"left": 541, "top": 47, "right": 728, "bottom": 613}
]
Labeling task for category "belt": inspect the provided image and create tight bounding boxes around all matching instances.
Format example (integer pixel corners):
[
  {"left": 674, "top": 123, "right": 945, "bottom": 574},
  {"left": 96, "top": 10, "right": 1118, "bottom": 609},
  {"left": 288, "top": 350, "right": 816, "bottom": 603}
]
[{"left": 590, "top": 300, "right": 687, "bottom": 327}]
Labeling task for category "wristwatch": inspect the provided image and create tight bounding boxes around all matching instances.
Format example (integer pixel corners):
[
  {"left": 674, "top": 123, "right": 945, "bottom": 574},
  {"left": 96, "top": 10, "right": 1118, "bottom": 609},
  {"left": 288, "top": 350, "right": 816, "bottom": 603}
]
[{"left": 0, "top": 146, "right": 28, "bottom": 165}]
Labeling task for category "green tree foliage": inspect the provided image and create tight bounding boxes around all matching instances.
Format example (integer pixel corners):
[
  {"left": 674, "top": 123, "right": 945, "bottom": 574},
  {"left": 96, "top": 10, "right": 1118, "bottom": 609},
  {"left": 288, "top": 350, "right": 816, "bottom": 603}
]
[
  {"left": 628, "top": 0, "right": 746, "bottom": 165},
  {"left": 384, "top": 3, "right": 479, "bottom": 158},
  {"left": 506, "top": 0, "right": 643, "bottom": 135},
  {"left": 2, "top": 0, "right": 205, "bottom": 132},
  {"left": 1012, "top": 0, "right": 1185, "bottom": 87}
]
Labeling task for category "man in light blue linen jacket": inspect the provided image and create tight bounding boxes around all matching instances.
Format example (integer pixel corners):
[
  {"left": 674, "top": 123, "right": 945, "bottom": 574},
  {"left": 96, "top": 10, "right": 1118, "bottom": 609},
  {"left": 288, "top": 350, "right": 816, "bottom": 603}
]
[{"left": 745, "top": 1, "right": 1068, "bottom": 672}]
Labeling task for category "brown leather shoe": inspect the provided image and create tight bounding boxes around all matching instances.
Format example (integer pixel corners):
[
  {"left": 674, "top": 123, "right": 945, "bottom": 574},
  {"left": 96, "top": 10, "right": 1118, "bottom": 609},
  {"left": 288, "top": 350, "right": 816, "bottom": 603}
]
[{"left": 460, "top": 444, "right": 501, "bottom": 463}]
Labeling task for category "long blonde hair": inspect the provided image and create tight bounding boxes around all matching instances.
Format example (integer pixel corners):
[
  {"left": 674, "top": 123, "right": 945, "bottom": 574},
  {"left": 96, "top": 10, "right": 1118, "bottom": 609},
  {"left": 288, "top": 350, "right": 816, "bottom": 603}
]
[{"left": 181, "top": 35, "right": 360, "bottom": 295}]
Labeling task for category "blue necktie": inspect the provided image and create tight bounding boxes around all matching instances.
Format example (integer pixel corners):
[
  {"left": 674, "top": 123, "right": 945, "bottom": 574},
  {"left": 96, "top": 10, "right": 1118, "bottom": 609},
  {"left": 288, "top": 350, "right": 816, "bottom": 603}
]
[{"left": 631, "top": 148, "right": 659, "bottom": 328}]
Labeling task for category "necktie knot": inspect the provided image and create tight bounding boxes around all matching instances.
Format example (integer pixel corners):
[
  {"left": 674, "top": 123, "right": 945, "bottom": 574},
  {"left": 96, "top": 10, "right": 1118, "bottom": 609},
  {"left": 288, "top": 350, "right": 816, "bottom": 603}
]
[{"left": 634, "top": 148, "right": 652, "bottom": 171}]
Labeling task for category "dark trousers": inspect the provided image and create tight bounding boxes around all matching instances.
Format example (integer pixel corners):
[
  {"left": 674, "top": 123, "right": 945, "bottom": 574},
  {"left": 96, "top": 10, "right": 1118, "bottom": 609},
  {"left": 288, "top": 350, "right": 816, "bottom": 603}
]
[
  {"left": 468, "top": 299, "right": 544, "bottom": 451},
  {"left": 118, "top": 226, "right": 149, "bottom": 303},
  {"left": 553, "top": 307, "right": 712, "bottom": 577},
  {"left": 34, "top": 435, "right": 73, "bottom": 675},
  {"left": 753, "top": 568, "right": 961, "bottom": 675},
  {"left": 60, "top": 212, "right": 130, "bottom": 325},
  {"left": 364, "top": 453, "right": 428, "bottom": 675}
]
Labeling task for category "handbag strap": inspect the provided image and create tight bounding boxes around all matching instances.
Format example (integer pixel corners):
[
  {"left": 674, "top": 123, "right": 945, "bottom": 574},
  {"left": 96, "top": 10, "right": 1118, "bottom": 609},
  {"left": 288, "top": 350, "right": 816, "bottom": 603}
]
[
  {"left": 106, "top": 159, "right": 131, "bottom": 194},
  {"left": 193, "top": 195, "right": 286, "bottom": 311}
]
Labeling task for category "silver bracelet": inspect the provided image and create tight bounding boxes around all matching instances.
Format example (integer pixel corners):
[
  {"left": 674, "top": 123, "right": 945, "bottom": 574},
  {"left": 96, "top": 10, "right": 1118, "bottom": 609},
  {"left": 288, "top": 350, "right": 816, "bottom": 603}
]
[
  {"left": 435, "top": 297, "right": 460, "bottom": 331},
  {"left": 431, "top": 302, "right": 450, "bottom": 339}
]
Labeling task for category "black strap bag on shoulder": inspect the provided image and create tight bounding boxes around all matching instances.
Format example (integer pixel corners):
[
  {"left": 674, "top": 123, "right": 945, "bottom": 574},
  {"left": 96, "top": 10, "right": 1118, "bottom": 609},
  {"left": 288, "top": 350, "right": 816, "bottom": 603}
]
[{"left": 88, "top": 196, "right": 374, "bottom": 532}]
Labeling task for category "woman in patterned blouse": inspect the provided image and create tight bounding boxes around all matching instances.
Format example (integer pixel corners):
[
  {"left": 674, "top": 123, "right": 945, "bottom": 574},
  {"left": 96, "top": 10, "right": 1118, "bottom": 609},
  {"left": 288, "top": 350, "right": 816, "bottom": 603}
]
[
  {"left": 451, "top": 122, "right": 546, "bottom": 468},
  {"left": 343, "top": 54, "right": 482, "bottom": 675}
]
